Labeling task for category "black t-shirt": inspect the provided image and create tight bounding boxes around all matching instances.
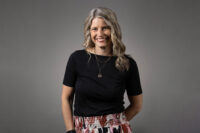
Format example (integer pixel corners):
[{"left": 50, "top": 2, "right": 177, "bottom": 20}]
[{"left": 63, "top": 49, "right": 142, "bottom": 116}]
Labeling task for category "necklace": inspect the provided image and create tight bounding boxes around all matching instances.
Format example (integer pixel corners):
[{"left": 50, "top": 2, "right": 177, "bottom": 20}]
[{"left": 94, "top": 48, "right": 112, "bottom": 78}]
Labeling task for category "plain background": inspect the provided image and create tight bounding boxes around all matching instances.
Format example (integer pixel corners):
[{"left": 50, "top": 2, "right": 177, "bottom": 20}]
[{"left": 0, "top": 0, "right": 200, "bottom": 133}]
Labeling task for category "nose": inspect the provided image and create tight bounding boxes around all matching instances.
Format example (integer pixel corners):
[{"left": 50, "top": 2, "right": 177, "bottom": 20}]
[{"left": 97, "top": 28, "right": 104, "bottom": 36}]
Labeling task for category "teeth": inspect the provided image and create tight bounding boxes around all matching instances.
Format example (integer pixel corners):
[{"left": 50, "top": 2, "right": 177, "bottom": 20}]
[{"left": 97, "top": 38, "right": 105, "bottom": 41}]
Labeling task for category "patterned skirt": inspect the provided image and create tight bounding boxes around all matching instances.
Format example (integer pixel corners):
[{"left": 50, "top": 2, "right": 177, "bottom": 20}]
[{"left": 73, "top": 111, "right": 132, "bottom": 133}]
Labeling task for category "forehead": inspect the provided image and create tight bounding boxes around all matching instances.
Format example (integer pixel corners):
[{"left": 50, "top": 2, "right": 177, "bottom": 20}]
[{"left": 90, "top": 17, "right": 108, "bottom": 27}]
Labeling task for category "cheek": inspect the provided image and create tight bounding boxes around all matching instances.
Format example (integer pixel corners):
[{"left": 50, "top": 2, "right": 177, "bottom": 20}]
[
  {"left": 105, "top": 31, "right": 111, "bottom": 36},
  {"left": 90, "top": 34, "right": 96, "bottom": 43},
  {"left": 90, "top": 33, "right": 95, "bottom": 39}
]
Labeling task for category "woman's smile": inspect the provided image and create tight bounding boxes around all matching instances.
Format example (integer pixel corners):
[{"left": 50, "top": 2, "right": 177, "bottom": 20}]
[{"left": 96, "top": 36, "right": 108, "bottom": 43}]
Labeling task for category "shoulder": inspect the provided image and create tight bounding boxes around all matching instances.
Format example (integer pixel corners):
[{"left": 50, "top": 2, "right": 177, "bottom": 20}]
[
  {"left": 67, "top": 49, "right": 89, "bottom": 65},
  {"left": 69, "top": 49, "right": 86, "bottom": 58},
  {"left": 124, "top": 54, "right": 140, "bottom": 73},
  {"left": 124, "top": 54, "right": 137, "bottom": 64}
]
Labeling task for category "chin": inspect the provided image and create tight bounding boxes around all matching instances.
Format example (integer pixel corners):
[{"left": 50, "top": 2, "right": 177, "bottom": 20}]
[{"left": 95, "top": 43, "right": 107, "bottom": 47}]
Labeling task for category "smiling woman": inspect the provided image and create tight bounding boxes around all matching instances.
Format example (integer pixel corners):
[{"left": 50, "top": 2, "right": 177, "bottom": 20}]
[{"left": 61, "top": 7, "right": 143, "bottom": 133}]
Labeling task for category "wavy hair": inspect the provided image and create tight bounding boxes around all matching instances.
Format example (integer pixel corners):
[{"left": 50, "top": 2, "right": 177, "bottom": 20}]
[{"left": 82, "top": 7, "right": 130, "bottom": 72}]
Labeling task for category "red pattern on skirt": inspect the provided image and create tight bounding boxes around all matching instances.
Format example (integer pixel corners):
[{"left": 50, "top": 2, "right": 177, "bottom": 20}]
[{"left": 73, "top": 111, "right": 133, "bottom": 133}]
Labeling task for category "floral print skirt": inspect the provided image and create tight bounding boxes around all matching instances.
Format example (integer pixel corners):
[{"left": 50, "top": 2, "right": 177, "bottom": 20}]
[{"left": 73, "top": 111, "right": 132, "bottom": 133}]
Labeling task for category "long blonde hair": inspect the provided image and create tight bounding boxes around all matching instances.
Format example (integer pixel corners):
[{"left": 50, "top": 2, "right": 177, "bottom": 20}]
[{"left": 82, "top": 7, "right": 130, "bottom": 72}]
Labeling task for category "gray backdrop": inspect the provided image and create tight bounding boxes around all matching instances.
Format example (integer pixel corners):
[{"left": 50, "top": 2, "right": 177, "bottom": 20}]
[{"left": 0, "top": 0, "right": 200, "bottom": 133}]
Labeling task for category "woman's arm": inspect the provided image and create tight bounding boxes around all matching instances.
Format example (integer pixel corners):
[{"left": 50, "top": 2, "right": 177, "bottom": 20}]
[
  {"left": 124, "top": 94, "right": 143, "bottom": 121},
  {"left": 61, "top": 85, "right": 75, "bottom": 132}
]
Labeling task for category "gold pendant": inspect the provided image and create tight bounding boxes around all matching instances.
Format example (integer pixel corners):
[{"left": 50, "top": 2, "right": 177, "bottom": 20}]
[{"left": 98, "top": 73, "right": 102, "bottom": 78}]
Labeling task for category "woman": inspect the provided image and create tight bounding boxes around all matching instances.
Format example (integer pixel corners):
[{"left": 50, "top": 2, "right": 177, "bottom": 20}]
[{"left": 61, "top": 7, "right": 143, "bottom": 133}]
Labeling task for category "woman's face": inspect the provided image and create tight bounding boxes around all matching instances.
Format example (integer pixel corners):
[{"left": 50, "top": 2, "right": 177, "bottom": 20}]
[{"left": 90, "top": 17, "right": 112, "bottom": 49}]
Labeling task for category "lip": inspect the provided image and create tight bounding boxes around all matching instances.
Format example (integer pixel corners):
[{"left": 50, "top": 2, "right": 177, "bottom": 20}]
[
  {"left": 96, "top": 38, "right": 106, "bottom": 42},
  {"left": 96, "top": 37, "right": 105, "bottom": 39},
  {"left": 96, "top": 37, "right": 107, "bottom": 40}
]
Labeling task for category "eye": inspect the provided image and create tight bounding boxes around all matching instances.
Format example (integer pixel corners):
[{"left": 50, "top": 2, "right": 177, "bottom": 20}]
[
  {"left": 103, "top": 26, "right": 110, "bottom": 30},
  {"left": 91, "top": 28, "right": 97, "bottom": 31}
]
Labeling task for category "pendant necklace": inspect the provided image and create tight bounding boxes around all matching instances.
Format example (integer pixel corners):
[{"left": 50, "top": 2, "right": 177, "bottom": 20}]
[{"left": 94, "top": 49, "right": 112, "bottom": 78}]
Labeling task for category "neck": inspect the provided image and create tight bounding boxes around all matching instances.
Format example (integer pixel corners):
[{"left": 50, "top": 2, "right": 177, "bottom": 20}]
[{"left": 93, "top": 46, "right": 112, "bottom": 56}]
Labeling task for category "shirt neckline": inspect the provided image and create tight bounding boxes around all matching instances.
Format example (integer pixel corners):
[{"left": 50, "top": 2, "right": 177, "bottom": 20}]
[{"left": 84, "top": 49, "right": 116, "bottom": 58}]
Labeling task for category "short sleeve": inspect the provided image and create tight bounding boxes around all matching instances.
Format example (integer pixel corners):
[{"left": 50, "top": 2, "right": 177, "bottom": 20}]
[
  {"left": 62, "top": 52, "right": 77, "bottom": 87},
  {"left": 125, "top": 57, "right": 143, "bottom": 96}
]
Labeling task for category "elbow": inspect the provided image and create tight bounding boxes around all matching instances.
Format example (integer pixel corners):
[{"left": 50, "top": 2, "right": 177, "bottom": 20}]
[
  {"left": 130, "top": 103, "right": 143, "bottom": 113},
  {"left": 61, "top": 86, "right": 75, "bottom": 102},
  {"left": 136, "top": 106, "right": 142, "bottom": 113},
  {"left": 61, "top": 95, "right": 73, "bottom": 103},
  {"left": 129, "top": 94, "right": 143, "bottom": 113}
]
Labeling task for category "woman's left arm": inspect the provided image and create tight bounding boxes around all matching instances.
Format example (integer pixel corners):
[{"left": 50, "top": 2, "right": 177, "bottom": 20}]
[{"left": 124, "top": 94, "right": 143, "bottom": 121}]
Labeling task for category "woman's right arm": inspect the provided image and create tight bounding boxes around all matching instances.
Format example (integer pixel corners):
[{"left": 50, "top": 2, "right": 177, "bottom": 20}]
[{"left": 61, "top": 84, "right": 75, "bottom": 132}]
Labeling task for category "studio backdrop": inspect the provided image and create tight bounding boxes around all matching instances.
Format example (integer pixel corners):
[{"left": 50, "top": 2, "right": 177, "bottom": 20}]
[{"left": 0, "top": 0, "right": 200, "bottom": 133}]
